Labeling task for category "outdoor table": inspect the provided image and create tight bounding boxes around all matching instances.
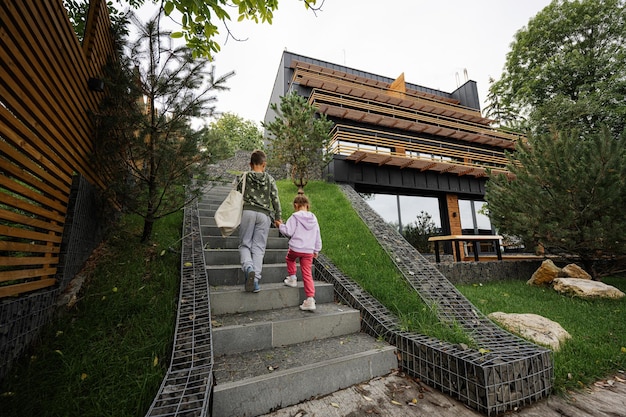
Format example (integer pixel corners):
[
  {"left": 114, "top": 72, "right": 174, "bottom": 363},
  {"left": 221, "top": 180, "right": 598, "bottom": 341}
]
[{"left": 428, "top": 235, "right": 503, "bottom": 263}]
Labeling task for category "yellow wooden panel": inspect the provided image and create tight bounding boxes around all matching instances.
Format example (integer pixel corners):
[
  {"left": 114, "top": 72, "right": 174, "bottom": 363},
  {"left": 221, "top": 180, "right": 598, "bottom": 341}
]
[
  {"left": 388, "top": 72, "right": 406, "bottom": 98},
  {"left": 0, "top": 267, "right": 58, "bottom": 283},
  {"left": 0, "top": 279, "right": 57, "bottom": 298}
]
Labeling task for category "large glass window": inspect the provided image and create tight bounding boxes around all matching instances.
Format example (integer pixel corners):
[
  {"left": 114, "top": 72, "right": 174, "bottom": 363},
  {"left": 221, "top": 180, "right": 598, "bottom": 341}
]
[
  {"left": 399, "top": 195, "right": 441, "bottom": 228},
  {"left": 364, "top": 193, "right": 399, "bottom": 224},
  {"left": 363, "top": 193, "right": 440, "bottom": 230},
  {"left": 458, "top": 199, "right": 492, "bottom": 233},
  {"left": 364, "top": 194, "right": 492, "bottom": 234}
]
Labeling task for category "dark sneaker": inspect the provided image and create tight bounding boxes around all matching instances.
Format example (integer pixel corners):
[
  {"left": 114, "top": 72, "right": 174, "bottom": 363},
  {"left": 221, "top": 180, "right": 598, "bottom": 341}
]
[{"left": 244, "top": 267, "right": 255, "bottom": 292}]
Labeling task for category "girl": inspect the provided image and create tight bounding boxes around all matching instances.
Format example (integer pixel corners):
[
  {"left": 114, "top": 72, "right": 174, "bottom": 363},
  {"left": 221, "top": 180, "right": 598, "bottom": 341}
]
[{"left": 278, "top": 194, "right": 322, "bottom": 311}]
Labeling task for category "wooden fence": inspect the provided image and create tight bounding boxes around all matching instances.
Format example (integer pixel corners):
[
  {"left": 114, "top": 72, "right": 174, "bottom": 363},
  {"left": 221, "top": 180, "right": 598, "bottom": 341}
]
[{"left": 0, "top": 0, "right": 115, "bottom": 298}]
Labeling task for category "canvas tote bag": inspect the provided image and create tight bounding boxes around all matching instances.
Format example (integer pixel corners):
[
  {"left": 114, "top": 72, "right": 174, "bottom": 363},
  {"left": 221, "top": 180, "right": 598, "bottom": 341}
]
[{"left": 215, "top": 173, "right": 247, "bottom": 237}]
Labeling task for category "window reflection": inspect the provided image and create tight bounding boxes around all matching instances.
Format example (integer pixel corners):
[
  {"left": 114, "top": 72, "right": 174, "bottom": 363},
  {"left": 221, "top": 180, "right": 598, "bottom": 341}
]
[
  {"left": 363, "top": 193, "right": 494, "bottom": 235},
  {"left": 458, "top": 199, "right": 493, "bottom": 234},
  {"left": 363, "top": 193, "right": 441, "bottom": 231}
]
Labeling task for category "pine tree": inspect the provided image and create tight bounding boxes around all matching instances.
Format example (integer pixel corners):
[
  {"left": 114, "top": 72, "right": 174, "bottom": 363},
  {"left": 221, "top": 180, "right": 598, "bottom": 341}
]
[
  {"left": 93, "top": 15, "right": 233, "bottom": 242},
  {"left": 263, "top": 92, "right": 334, "bottom": 192},
  {"left": 485, "top": 128, "right": 626, "bottom": 277}
]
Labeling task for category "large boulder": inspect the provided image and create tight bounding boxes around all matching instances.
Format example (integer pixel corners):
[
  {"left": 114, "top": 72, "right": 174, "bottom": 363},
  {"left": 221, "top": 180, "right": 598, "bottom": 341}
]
[
  {"left": 552, "top": 278, "right": 625, "bottom": 299},
  {"left": 562, "top": 263, "right": 592, "bottom": 280},
  {"left": 527, "top": 259, "right": 562, "bottom": 286},
  {"left": 488, "top": 312, "right": 571, "bottom": 351}
]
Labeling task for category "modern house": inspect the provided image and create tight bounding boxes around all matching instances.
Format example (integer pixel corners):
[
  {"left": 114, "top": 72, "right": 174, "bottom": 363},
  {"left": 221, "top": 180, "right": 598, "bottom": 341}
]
[{"left": 265, "top": 51, "right": 521, "bottom": 247}]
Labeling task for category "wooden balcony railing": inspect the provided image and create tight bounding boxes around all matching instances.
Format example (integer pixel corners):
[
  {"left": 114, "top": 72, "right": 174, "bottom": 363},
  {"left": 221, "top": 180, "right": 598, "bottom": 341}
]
[
  {"left": 328, "top": 124, "right": 515, "bottom": 179},
  {"left": 331, "top": 124, "right": 510, "bottom": 166}
]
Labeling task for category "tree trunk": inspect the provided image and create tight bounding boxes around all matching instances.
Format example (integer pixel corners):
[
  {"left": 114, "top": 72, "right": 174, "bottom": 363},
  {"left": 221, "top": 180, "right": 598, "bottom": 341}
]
[
  {"left": 293, "top": 176, "right": 307, "bottom": 195},
  {"left": 141, "top": 217, "right": 154, "bottom": 243},
  {"left": 142, "top": 175, "right": 157, "bottom": 243}
]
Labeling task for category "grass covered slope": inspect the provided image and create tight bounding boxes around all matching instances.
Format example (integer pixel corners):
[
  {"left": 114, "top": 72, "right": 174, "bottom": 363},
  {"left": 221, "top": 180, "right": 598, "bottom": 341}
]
[{"left": 278, "top": 180, "right": 473, "bottom": 343}]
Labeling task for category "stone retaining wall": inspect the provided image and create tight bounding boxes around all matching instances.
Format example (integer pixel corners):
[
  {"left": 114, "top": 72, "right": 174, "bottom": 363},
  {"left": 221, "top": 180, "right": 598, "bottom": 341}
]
[{"left": 431, "top": 259, "right": 543, "bottom": 285}]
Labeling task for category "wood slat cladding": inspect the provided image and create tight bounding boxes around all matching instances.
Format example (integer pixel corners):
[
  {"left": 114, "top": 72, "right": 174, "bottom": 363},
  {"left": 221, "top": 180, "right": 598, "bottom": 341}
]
[
  {"left": 0, "top": 0, "right": 115, "bottom": 297},
  {"left": 288, "top": 58, "right": 524, "bottom": 182},
  {"left": 311, "top": 90, "right": 520, "bottom": 146},
  {"left": 290, "top": 61, "right": 492, "bottom": 124},
  {"left": 328, "top": 124, "right": 516, "bottom": 179}
]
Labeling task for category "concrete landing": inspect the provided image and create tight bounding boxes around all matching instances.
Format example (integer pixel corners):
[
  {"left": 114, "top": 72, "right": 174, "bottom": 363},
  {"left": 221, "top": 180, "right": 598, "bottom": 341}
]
[{"left": 261, "top": 370, "right": 626, "bottom": 417}]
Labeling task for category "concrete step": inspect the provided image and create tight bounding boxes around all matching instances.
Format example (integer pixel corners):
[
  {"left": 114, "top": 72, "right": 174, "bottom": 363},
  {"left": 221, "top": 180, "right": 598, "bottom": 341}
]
[
  {"left": 198, "top": 200, "right": 229, "bottom": 210},
  {"left": 199, "top": 224, "right": 284, "bottom": 239},
  {"left": 197, "top": 206, "right": 221, "bottom": 217},
  {"left": 210, "top": 281, "right": 335, "bottom": 315},
  {"left": 211, "top": 301, "right": 361, "bottom": 356},
  {"left": 203, "top": 235, "right": 287, "bottom": 250},
  {"left": 204, "top": 247, "right": 287, "bottom": 265},
  {"left": 211, "top": 333, "right": 397, "bottom": 417},
  {"left": 202, "top": 181, "right": 398, "bottom": 417},
  {"left": 207, "top": 263, "right": 310, "bottom": 286},
  {"left": 200, "top": 190, "right": 231, "bottom": 200},
  {"left": 199, "top": 186, "right": 232, "bottom": 197}
]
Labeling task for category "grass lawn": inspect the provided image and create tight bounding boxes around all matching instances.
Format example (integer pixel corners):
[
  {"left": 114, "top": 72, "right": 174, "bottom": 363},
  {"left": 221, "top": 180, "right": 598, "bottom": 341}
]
[
  {"left": 457, "top": 277, "right": 626, "bottom": 393},
  {"left": 1, "top": 179, "right": 625, "bottom": 415}
]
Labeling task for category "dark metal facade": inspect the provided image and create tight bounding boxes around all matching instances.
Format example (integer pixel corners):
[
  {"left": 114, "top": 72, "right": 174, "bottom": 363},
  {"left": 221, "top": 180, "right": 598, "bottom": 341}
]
[{"left": 328, "top": 155, "right": 487, "bottom": 197}]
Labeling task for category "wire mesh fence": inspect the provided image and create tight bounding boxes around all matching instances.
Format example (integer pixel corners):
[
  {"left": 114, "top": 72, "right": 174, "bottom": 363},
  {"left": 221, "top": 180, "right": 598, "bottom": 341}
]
[{"left": 145, "top": 202, "right": 213, "bottom": 417}]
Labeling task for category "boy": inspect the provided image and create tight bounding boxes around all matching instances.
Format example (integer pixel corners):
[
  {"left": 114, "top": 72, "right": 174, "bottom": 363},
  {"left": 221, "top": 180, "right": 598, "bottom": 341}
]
[{"left": 238, "top": 150, "right": 282, "bottom": 292}]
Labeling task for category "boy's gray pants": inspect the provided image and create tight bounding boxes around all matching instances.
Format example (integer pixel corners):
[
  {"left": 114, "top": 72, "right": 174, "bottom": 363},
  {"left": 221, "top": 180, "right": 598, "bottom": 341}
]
[{"left": 238, "top": 210, "right": 271, "bottom": 281}]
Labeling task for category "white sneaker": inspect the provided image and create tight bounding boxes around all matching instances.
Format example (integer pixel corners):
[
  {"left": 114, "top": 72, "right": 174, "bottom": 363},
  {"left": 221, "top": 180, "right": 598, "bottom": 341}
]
[
  {"left": 300, "top": 297, "right": 316, "bottom": 311},
  {"left": 283, "top": 276, "right": 297, "bottom": 288}
]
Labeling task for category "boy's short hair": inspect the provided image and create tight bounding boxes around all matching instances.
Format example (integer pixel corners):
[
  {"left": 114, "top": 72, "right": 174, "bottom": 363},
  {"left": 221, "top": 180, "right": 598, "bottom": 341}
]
[
  {"left": 293, "top": 194, "right": 310, "bottom": 207},
  {"left": 250, "top": 149, "right": 267, "bottom": 166}
]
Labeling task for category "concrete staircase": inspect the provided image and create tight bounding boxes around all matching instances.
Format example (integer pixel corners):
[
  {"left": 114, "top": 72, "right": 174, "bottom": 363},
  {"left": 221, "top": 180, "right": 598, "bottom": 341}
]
[{"left": 200, "top": 184, "right": 397, "bottom": 417}]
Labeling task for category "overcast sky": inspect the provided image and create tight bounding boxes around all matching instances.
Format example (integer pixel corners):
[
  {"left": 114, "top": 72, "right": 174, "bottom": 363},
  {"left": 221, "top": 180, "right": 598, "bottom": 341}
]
[
  {"left": 136, "top": 0, "right": 552, "bottom": 226},
  {"left": 138, "top": 0, "right": 553, "bottom": 124},
  {"left": 137, "top": 1, "right": 552, "bottom": 124}
]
